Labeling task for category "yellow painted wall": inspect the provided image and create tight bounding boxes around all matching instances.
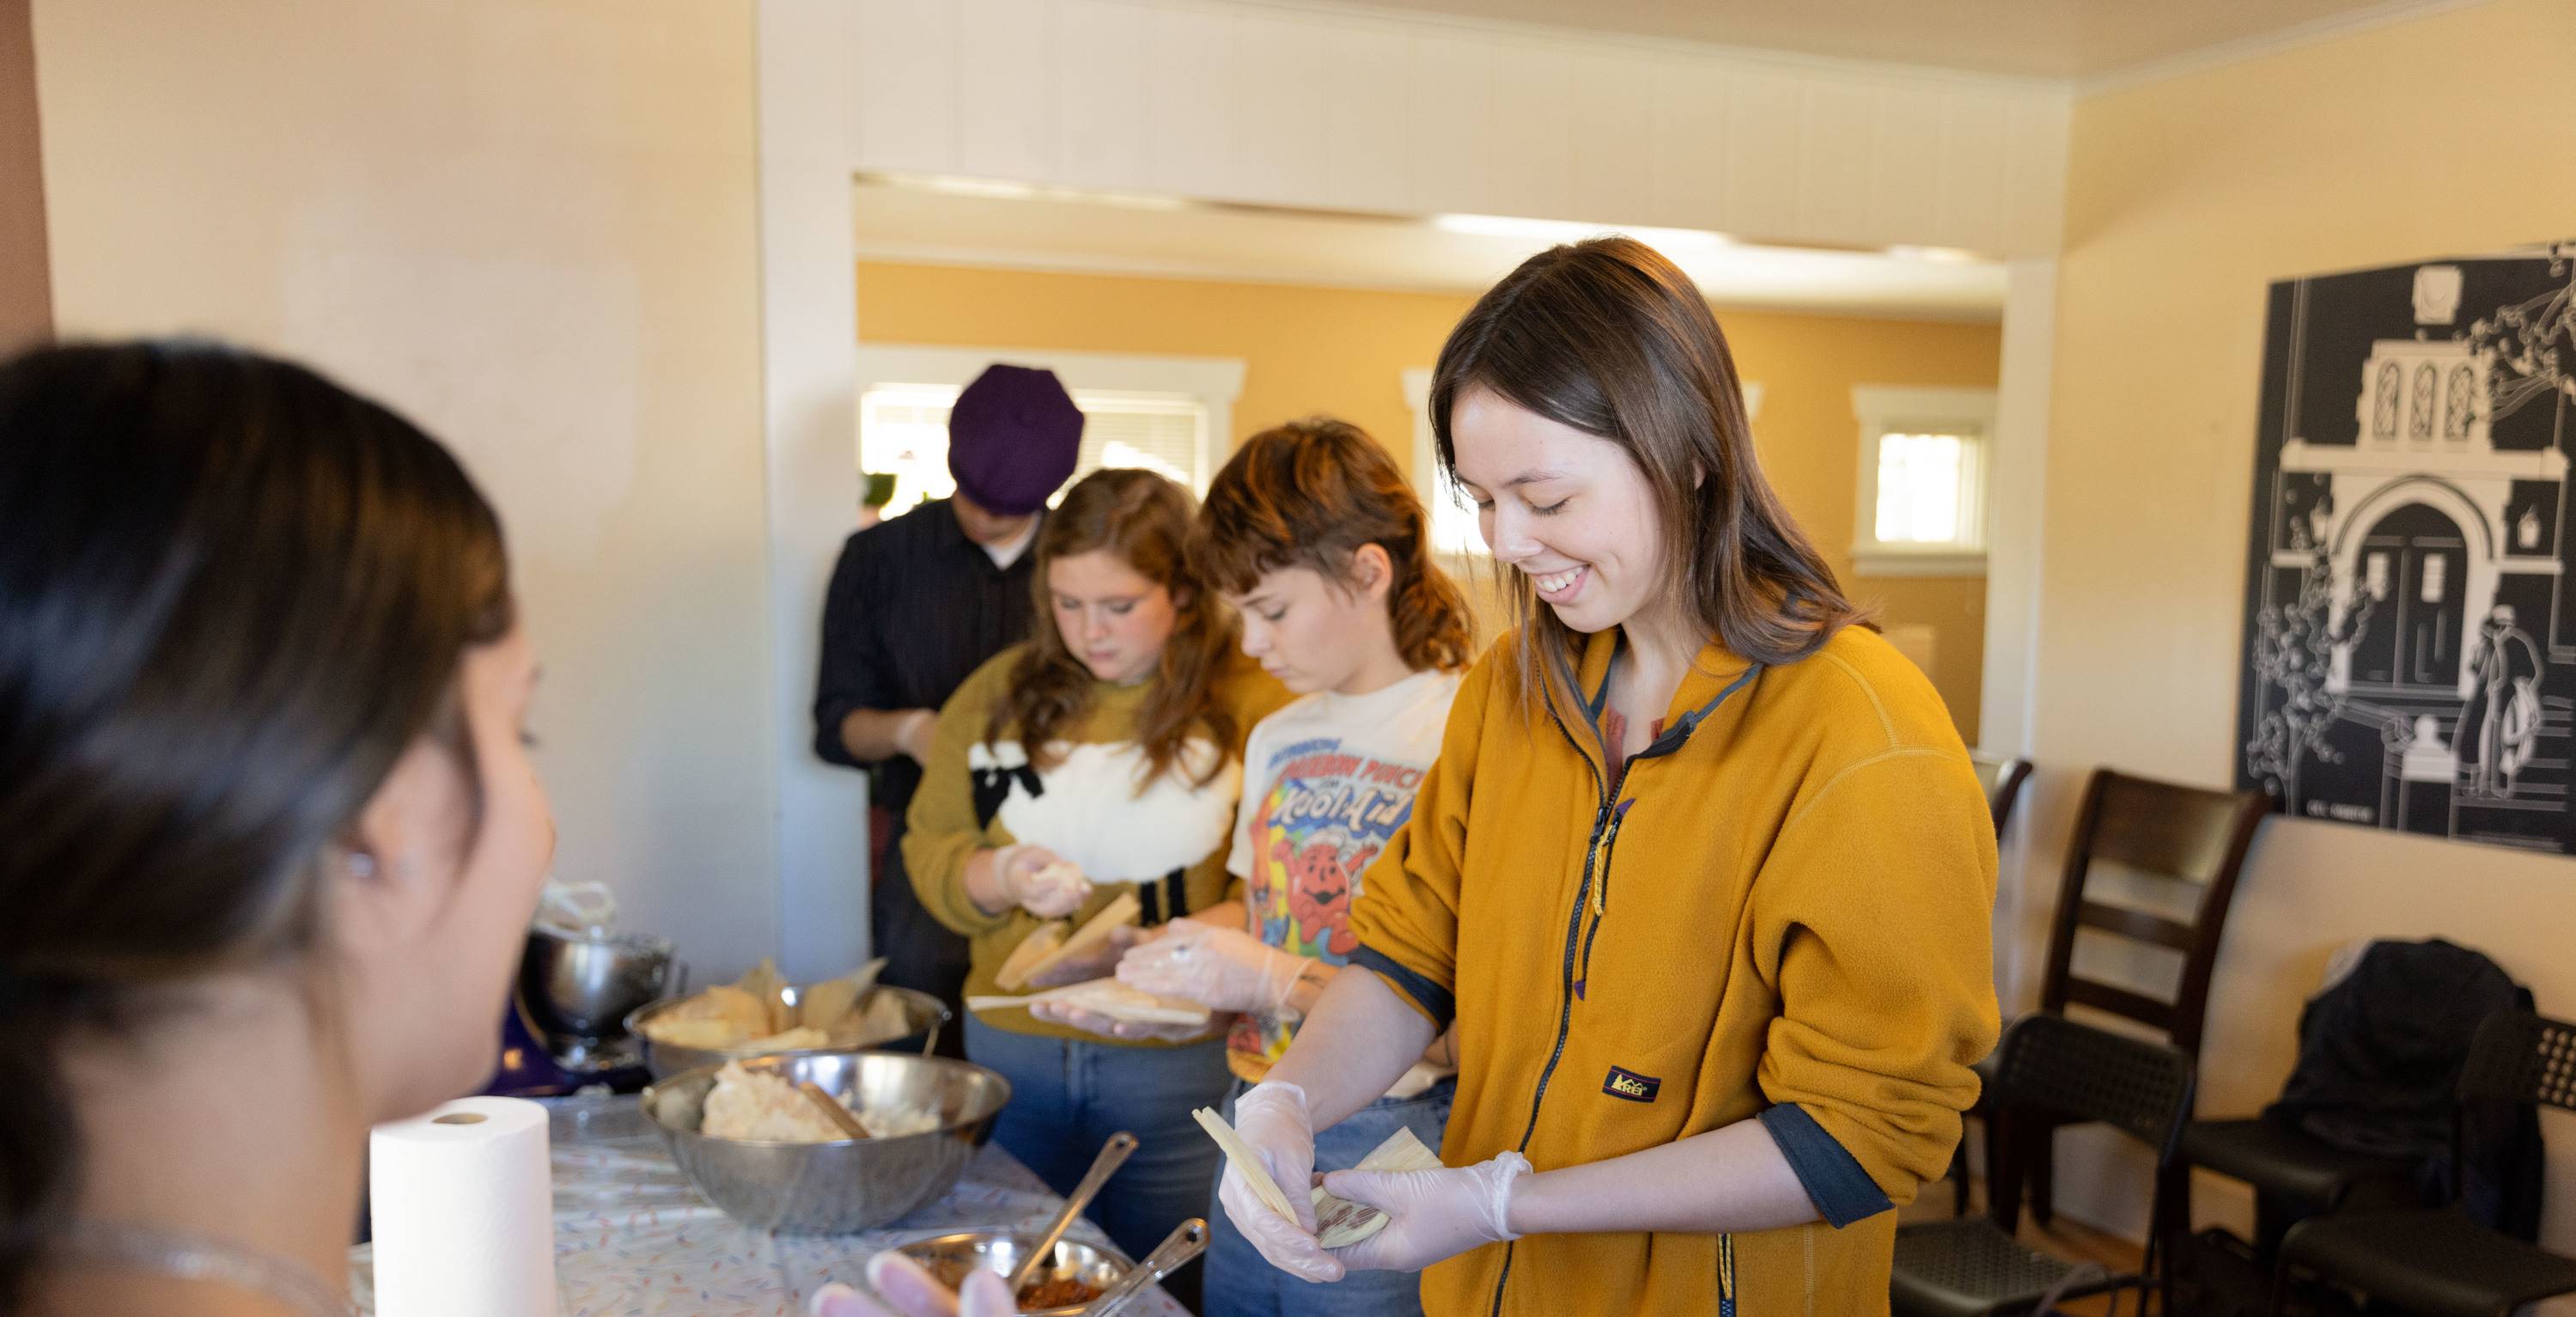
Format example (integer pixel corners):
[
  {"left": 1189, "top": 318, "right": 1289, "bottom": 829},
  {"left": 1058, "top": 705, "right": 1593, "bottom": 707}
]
[
  {"left": 2037, "top": 0, "right": 2576, "bottom": 1247},
  {"left": 858, "top": 260, "right": 2001, "bottom": 735},
  {"left": 33, "top": 0, "right": 782, "bottom": 977}
]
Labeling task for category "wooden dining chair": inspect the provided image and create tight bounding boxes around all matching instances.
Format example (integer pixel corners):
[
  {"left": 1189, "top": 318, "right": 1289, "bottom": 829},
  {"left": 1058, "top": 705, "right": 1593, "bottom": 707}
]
[{"left": 1977, "top": 769, "right": 2268, "bottom": 1263}]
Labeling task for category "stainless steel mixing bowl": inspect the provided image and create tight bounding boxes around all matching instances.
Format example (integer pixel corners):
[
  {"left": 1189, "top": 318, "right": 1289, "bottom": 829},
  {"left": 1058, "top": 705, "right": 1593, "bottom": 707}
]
[
  {"left": 626, "top": 982, "right": 948, "bottom": 1080},
  {"left": 890, "top": 1232, "right": 1130, "bottom": 1316},
  {"left": 519, "top": 927, "right": 675, "bottom": 1046},
  {"left": 642, "top": 1052, "right": 1009, "bottom": 1234}
]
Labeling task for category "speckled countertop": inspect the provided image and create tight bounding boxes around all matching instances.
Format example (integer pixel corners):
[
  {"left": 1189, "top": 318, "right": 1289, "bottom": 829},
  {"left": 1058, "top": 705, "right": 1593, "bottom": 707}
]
[{"left": 350, "top": 1094, "right": 1185, "bottom": 1317}]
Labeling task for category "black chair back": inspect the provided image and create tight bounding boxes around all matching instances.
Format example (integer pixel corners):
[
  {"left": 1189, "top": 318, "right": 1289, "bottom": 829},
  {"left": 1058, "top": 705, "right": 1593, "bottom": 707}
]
[
  {"left": 2458, "top": 1009, "right": 2576, "bottom": 1113},
  {"left": 1969, "top": 751, "right": 2034, "bottom": 836},
  {"left": 2038, "top": 769, "right": 2268, "bottom": 1059},
  {"left": 1992, "top": 1012, "right": 2196, "bottom": 1166}
]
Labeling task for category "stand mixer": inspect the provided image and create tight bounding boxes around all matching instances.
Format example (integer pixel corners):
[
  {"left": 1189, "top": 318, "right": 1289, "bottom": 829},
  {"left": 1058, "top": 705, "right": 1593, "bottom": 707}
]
[{"left": 485, "top": 881, "right": 678, "bottom": 1096}]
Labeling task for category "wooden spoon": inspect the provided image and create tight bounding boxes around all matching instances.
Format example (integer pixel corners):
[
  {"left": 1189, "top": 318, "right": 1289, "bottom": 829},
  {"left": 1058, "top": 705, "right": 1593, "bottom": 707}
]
[{"left": 797, "top": 1081, "right": 870, "bottom": 1141}]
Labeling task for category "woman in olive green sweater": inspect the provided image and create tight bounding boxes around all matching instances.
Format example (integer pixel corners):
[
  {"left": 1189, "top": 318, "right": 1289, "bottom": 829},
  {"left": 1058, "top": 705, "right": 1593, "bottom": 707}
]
[{"left": 905, "top": 467, "right": 1286, "bottom": 1292}]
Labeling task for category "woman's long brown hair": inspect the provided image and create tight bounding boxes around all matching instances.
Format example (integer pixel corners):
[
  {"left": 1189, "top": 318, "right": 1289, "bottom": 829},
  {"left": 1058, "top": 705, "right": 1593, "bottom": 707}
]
[
  {"left": 1191, "top": 417, "right": 1474, "bottom": 675},
  {"left": 1428, "top": 236, "right": 1867, "bottom": 705},
  {"left": 990, "top": 467, "right": 1241, "bottom": 787}
]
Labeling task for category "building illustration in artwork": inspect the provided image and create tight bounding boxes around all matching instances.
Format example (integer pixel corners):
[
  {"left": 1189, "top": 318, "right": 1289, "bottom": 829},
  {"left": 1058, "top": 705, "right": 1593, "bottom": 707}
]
[{"left": 2239, "top": 247, "right": 2576, "bottom": 854}]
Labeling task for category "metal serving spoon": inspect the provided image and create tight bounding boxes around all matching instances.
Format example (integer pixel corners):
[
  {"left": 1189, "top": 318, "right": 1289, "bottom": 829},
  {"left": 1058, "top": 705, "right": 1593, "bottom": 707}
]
[
  {"left": 1083, "top": 1218, "right": 1209, "bottom": 1317},
  {"left": 1005, "top": 1131, "right": 1138, "bottom": 1295}
]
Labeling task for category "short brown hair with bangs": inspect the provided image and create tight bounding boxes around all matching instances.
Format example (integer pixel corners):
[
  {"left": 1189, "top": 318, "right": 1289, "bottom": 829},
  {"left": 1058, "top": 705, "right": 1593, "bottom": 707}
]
[{"left": 1193, "top": 418, "right": 1474, "bottom": 675}]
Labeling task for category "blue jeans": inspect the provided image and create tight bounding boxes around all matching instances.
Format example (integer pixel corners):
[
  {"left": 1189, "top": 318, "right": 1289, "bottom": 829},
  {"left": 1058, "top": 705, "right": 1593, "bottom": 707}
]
[
  {"left": 1202, "top": 1076, "right": 1456, "bottom": 1317},
  {"left": 962, "top": 1014, "right": 1233, "bottom": 1310}
]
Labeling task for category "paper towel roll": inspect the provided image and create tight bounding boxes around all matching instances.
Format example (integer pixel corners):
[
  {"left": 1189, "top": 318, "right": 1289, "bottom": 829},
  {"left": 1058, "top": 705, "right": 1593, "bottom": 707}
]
[{"left": 369, "top": 1095, "right": 557, "bottom": 1317}]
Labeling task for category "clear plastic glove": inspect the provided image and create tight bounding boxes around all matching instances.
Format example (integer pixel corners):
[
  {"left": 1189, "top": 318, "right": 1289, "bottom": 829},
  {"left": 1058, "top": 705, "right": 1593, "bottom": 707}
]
[
  {"left": 994, "top": 844, "right": 1090, "bottom": 918},
  {"left": 1216, "top": 1080, "right": 1343, "bottom": 1283},
  {"left": 1116, "top": 920, "right": 1308, "bottom": 1014},
  {"left": 1322, "top": 1152, "right": 1529, "bottom": 1273},
  {"left": 1021, "top": 924, "right": 1147, "bottom": 990},
  {"left": 1026, "top": 991, "right": 1215, "bottom": 1041},
  {"left": 809, "top": 1250, "right": 1014, "bottom": 1317}
]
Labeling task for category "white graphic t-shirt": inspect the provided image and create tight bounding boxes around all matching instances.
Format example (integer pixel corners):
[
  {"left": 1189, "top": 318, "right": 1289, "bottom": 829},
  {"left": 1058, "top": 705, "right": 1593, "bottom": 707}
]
[{"left": 1226, "top": 668, "right": 1460, "bottom": 1085}]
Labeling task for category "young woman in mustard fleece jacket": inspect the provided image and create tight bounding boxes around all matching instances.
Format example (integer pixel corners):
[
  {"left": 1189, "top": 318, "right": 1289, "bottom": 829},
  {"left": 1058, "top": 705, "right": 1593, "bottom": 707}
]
[{"left": 1215, "top": 239, "right": 2001, "bottom": 1314}]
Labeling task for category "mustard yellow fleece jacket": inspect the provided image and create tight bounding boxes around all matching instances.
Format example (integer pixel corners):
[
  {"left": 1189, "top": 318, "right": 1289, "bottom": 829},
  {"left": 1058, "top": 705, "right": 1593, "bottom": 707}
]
[
  {"left": 905, "top": 643, "right": 1289, "bottom": 1045},
  {"left": 1349, "top": 625, "right": 1998, "bottom": 1315}
]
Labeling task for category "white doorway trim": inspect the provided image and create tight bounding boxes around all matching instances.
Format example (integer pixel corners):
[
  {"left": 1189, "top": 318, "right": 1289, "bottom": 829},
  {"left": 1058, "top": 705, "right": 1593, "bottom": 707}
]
[
  {"left": 1981, "top": 255, "right": 2058, "bottom": 1011},
  {"left": 757, "top": 0, "right": 869, "bottom": 983}
]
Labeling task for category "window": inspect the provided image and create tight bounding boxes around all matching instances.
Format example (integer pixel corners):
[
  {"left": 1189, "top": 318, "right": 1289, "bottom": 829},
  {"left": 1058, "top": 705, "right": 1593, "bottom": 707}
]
[
  {"left": 1874, "top": 433, "right": 1973, "bottom": 544},
  {"left": 852, "top": 344, "right": 1245, "bottom": 519},
  {"left": 1852, "top": 386, "right": 1996, "bottom": 576},
  {"left": 2445, "top": 365, "right": 2476, "bottom": 442},
  {"left": 1405, "top": 367, "right": 1763, "bottom": 560}
]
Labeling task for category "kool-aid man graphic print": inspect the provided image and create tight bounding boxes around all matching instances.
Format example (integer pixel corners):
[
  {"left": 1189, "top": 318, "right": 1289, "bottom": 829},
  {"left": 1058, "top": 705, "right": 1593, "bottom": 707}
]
[{"left": 1223, "top": 669, "right": 1461, "bottom": 1081}]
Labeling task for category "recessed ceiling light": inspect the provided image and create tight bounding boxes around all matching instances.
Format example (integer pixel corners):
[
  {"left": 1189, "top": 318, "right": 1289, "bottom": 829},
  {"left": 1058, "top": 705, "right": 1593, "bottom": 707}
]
[
  {"left": 1430, "top": 213, "right": 1734, "bottom": 253},
  {"left": 1884, "top": 244, "right": 1988, "bottom": 265},
  {"left": 866, "top": 171, "right": 1190, "bottom": 211}
]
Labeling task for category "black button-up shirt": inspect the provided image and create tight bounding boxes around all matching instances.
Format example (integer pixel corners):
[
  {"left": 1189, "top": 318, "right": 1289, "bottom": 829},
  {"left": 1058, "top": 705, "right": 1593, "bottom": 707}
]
[{"left": 812, "top": 499, "right": 1038, "bottom": 818}]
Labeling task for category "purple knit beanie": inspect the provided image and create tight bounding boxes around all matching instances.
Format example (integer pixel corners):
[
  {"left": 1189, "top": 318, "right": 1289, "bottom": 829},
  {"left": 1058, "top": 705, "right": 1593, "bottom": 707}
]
[{"left": 947, "top": 364, "right": 1083, "bottom": 515}]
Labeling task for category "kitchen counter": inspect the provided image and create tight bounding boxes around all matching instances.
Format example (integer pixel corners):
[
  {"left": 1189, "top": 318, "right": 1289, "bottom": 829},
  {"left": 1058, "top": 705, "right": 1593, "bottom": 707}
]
[{"left": 350, "top": 1093, "right": 1186, "bottom": 1316}]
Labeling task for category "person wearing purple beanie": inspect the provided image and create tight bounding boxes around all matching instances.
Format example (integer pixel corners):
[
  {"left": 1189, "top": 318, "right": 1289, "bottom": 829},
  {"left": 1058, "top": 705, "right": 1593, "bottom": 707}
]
[{"left": 813, "top": 363, "right": 1084, "bottom": 1037}]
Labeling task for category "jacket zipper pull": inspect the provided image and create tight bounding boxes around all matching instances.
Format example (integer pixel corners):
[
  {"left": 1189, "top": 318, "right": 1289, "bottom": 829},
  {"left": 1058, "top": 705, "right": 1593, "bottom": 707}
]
[{"left": 1592, "top": 808, "right": 1628, "bottom": 916}]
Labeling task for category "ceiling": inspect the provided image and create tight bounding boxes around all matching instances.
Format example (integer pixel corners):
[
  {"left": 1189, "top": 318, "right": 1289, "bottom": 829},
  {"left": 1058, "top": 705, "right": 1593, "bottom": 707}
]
[
  {"left": 1325, "top": 0, "right": 2454, "bottom": 80},
  {"left": 854, "top": 178, "right": 2007, "bottom": 321}
]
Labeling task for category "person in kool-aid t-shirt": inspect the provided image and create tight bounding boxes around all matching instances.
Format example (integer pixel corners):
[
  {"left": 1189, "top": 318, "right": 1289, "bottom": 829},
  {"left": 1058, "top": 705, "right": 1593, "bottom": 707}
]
[{"left": 1044, "top": 417, "right": 1475, "bottom": 1317}]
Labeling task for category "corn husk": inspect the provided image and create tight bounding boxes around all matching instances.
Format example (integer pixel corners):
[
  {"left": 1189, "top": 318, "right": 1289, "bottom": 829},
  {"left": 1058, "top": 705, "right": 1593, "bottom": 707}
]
[
  {"left": 1189, "top": 1114, "right": 1442, "bottom": 1247},
  {"left": 638, "top": 983, "right": 771, "bottom": 1046},
  {"left": 994, "top": 920, "right": 1068, "bottom": 992},
  {"left": 1192, "top": 1107, "right": 1300, "bottom": 1221},
  {"left": 636, "top": 1015, "right": 743, "bottom": 1049},
  {"left": 642, "top": 957, "right": 897, "bottom": 1050},
  {"left": 797, "top": 956, "right": 886, "bottom": 1034},
  {"left": 966, "top": 979, "right": 1213, "bottom": 1027},
  {"left": 1311, "top": 1127, "right": 1444, "bottom": 1247},
  {"left": 735, "top": 957, "right": 791, "bottom": 1034},
  {"left": 832, "top": 986, "right": 917, "bottom": 1047},
  {"left": 1016, "top": 891, "right": 1142, "bottom": 985}
]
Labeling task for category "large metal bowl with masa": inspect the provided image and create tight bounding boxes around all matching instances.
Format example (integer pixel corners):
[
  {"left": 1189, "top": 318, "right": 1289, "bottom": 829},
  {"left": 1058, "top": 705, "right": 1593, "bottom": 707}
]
[{"left": 642, "top": 1052, "right": 1010, "bottom": 1234}]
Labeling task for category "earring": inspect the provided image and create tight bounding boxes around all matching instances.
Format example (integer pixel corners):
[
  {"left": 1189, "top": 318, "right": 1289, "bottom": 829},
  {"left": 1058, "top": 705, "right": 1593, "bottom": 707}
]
[{"left": 347, "top": 852, "right": 378, "bottom": 878}]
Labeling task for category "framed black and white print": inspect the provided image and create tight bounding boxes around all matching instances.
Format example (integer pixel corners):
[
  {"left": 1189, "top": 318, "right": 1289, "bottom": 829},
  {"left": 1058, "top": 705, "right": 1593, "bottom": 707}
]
[{"left": 2236, "top": 244, "right": 2576, "bottom": 852}]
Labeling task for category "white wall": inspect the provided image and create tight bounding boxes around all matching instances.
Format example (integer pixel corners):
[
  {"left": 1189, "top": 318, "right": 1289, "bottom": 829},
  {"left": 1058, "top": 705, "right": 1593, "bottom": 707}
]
[
  {"left": 850, "top": 0, "right": 2072, "bottom": 259},
  {"left": 2026, "top": 0, "right": 2576, "bottom": 1254},
  {"left": 33, "top": 0, "right": 788, "bottom": 982}
]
